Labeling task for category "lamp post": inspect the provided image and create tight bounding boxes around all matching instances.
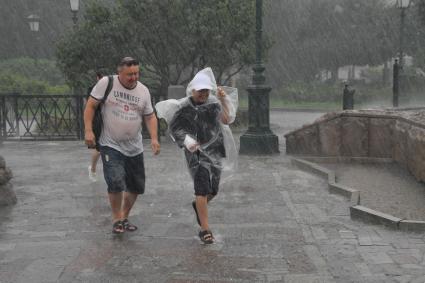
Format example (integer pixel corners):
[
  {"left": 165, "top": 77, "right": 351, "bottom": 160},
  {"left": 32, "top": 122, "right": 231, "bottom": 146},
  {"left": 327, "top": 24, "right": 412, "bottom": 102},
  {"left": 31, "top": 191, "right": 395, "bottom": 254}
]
[
  {"left": 393, "top": 0, "right": 410, "bottom": 107},
  {"left": 69, "top": 0, "right": 82, "bottom": 138},
  {"left": 70, "top": 0, "right": 79, "bottom": 27},
  {"left": 397, "top": 0, "right": 410, "bottom": 66},
  {"left": 27, "top": 14, "right": 40, "bottom": 65},
  {"left": 239, "top": 0, "right": 279, "bottom": 155}
]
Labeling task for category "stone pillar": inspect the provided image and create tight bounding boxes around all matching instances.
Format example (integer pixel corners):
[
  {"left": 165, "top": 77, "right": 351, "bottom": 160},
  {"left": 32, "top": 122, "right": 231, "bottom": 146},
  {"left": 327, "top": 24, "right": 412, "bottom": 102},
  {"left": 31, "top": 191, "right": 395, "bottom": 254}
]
[{"left": 0, "top": 155, "right": 17, "bottom": 206}]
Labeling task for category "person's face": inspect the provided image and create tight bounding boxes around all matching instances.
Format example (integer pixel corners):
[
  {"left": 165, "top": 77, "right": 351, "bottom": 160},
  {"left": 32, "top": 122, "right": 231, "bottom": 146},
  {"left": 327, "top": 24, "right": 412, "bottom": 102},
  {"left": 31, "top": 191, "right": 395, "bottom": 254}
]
[
  {"left": 192, "top": 89, "right": 210, "bottom": 104},
  {"left": 118, "top": 65, "right": 140, "bottom": 88}
]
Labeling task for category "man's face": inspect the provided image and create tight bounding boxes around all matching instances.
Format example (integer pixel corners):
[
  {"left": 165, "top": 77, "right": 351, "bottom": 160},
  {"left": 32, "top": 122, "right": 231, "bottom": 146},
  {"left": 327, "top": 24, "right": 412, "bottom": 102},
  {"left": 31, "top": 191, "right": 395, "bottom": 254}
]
[
  {"left": 118, "top": 65, "right": 140, "bottom": 88},
  {"left": 192, "top": 89, "right": 210, "bottom": 104}
]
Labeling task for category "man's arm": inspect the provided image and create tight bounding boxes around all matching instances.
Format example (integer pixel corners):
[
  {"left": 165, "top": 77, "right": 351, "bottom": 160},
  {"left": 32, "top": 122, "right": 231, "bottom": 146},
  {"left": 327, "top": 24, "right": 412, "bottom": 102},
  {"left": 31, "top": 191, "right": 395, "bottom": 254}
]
[
  {"left": 144, "top": 113, "right": 160, "bottom": 155},
  {"left": 84, "top": 97, "right": 100, "bottom": 148}
]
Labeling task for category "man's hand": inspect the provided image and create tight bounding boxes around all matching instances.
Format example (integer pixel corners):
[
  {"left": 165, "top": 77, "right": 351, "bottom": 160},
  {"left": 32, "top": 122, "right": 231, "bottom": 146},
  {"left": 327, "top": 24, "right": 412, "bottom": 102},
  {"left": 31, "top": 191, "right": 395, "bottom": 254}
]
[
  {"left": 151, "top": 139, "right": 160, "bottom": 155},
  {"left": 85, "top": 130, "right": 96, "bottom": 148}
]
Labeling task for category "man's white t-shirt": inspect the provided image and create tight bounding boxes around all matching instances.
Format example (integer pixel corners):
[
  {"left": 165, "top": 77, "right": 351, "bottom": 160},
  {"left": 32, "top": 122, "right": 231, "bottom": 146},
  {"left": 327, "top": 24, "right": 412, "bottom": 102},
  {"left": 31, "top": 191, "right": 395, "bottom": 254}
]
[{"left": 90, "top": 75, "right": 154, "bottom": 156}]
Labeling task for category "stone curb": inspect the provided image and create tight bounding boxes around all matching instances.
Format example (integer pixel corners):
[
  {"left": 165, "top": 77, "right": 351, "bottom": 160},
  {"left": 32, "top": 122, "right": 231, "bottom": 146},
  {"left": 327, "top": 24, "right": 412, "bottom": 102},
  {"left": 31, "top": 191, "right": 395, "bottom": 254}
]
[
  {"left": 350, "top": 205, "right": 401, "bottom": 229},
  {"left": 291, "top": 158, "right": 359, "bottom": 205},
  {"left": 290, "top": 157, "right": 425, "bottom": 232}
]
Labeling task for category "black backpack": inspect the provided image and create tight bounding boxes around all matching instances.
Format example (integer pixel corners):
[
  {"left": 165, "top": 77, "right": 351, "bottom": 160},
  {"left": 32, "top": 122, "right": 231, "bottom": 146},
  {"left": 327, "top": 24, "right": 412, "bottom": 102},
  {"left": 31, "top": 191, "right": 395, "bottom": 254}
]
[{"left": 93, "top": 75, "right": 113, "bottom": 141}]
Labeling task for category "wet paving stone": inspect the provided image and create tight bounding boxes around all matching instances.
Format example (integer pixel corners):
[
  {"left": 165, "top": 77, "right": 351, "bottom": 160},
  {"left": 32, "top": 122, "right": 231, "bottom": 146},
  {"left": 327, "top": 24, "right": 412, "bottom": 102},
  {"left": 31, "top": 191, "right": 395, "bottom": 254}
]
[{"left": 1, "top": 111, "right": 425, "bottom": 282}]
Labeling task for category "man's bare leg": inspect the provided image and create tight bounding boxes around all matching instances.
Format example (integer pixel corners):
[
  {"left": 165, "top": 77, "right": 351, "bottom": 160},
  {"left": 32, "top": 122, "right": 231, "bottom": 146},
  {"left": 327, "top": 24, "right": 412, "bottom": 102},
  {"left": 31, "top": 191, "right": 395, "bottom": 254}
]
[
  {"left": 121, "top": 192, "right": 139, "bottom": 231},
  {"left": 122, "top": 192, "right": 138, "bottom": 219},
  {"left": 109, "top": 192, "right": 124, "bottom": 233},
  {"left": 108, "top": 192, "right": 123, "bottom": 222}
]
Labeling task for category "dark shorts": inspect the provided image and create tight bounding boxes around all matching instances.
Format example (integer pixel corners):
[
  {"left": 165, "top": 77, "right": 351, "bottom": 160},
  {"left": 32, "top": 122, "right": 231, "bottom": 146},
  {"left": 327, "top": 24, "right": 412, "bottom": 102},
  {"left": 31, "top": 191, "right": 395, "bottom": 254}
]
[
  {"left": 193, "top": 166, "right": 221, "bottom": 196},
  {"left": 100, "top": 146, "right": 145, "bottom": 194}
]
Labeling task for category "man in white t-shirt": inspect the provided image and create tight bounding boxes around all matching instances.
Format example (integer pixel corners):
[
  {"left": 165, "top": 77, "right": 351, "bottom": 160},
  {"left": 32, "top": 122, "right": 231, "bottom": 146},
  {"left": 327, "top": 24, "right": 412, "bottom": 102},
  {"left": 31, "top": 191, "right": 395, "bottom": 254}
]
[{"left": 84, "top": 57, "right": 160, "bottom": 234}]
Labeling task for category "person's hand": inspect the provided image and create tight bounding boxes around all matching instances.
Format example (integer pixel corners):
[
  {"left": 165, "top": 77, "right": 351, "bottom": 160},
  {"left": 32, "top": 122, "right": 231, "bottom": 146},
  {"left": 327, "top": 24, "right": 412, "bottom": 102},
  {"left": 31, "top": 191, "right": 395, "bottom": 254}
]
[
  {"left": 151, "top": 139, "right": 160, "bottom": 155},
  {"left": 187, "top": 143, "right": 200, "bottom": 153},
  {"left": 217, "top": 87, "right": 226, "bottom": 99},
  {"left": 184, "top": 135, "right": 200, "bottom": 153},
  {"left": 85, "top": 130, "right": 96, "bottom": 148}
]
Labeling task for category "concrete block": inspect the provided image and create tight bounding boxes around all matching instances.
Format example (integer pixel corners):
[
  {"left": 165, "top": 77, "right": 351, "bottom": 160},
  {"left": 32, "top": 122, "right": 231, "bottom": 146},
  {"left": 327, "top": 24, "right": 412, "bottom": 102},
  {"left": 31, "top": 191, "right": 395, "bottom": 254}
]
[
  {"left": 291, "top": 158, "right": 331, "bottom": 179},
  {"left": 399, "top": 220, "right": 425, "bottom": 233},
  {"left": 328, "top": 182, "right": 356, "bottom": 199},
  {"left": 350, "top": 205, "right": 401, "bottom": 229}
]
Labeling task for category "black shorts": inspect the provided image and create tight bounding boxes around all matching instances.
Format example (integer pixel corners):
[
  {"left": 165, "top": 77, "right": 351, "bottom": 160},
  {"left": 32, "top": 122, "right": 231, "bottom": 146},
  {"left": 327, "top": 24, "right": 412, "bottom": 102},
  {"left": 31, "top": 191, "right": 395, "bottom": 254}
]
[
  {"left": 193, "top": 166, "right": 221, "bottom": 196},
  {"left": 100, "top": 146, "right": 145, "bottom": 194}
]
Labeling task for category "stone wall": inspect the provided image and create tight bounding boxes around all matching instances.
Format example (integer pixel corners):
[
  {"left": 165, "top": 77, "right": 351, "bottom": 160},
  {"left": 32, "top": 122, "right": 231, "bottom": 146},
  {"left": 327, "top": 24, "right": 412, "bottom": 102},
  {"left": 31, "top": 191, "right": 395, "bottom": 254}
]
[
  {"left": 285, "top": 109, "right": 425, "bottom": 183},
  {"left": 0, "top": 155, "right": 17, "bottom": 206}
]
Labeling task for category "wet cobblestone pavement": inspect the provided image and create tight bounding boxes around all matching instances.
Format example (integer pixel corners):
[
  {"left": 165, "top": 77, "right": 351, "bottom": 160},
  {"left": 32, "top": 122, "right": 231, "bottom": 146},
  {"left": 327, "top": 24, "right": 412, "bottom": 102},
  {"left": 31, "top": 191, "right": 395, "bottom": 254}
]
[{"left": 1, "top": 111, "right": 425, "bottom": 282}]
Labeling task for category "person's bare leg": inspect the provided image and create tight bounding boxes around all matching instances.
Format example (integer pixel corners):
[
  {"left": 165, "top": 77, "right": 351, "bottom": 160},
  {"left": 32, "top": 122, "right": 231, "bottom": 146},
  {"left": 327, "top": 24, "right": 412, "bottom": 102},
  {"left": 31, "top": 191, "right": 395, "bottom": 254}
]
[
  {"left": 122, "top": 192, "right": 138, "bottom": 219},
  {"left": 196, "top": 195, "right": 209, "bottom": 231},
  {"left": 108, "top": 192, "right": 123, "bottom": 222},
  {"left": 91, "top": 150, "right": 101, "bottom": 172}
]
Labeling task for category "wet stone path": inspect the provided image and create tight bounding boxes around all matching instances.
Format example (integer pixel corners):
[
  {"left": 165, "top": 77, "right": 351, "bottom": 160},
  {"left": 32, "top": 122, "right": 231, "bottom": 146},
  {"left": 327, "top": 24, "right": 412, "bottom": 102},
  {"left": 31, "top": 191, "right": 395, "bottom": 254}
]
[{"left": 0, "top": 111, "right": 425, "bottom": 282}]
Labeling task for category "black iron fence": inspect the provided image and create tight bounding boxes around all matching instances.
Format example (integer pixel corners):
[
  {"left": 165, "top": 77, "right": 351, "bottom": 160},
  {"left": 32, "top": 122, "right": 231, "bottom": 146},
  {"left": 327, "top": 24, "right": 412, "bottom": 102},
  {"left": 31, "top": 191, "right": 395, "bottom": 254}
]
[
  {"left": 0, "top": 92, "right": 164, "bottom": 142},
  {"left": 0, "top": 93, "right": 85, "bottom": 141}
]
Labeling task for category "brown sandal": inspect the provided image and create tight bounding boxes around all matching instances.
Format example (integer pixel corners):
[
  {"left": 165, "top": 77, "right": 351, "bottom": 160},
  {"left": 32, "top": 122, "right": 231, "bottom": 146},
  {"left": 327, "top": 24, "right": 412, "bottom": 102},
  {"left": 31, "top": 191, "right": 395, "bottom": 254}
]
[
  {"left": 199, "top": 230, "right": 214, "bottom": 244},
  {"left": 122, "top": 218, "right": 138, "bottom": 232},
  {"left": 112, "top": 220, "right": 124, "bottom": 234}
]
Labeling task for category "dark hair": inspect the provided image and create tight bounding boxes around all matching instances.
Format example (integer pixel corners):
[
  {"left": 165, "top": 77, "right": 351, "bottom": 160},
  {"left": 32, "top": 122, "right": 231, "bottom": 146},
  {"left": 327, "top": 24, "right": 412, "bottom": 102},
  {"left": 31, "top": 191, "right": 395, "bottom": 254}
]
[
  {"left": 118, "top": 57, "right": 139, "bottom": 67},
  {"left": 95, "top": 71, "right": 104, "bottom": 78}
]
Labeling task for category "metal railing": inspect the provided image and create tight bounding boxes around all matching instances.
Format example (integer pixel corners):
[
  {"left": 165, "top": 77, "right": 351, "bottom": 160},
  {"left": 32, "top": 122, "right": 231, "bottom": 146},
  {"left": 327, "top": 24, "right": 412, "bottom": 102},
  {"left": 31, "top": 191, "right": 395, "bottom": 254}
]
[{"left": 0, "top": 93, "right": 85, "bottom": 141}]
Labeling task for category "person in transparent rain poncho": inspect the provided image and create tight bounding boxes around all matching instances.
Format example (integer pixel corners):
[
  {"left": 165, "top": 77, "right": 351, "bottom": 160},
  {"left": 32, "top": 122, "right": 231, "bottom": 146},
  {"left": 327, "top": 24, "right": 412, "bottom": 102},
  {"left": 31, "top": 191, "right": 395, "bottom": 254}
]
[{"left": 156, "top": 67, "right": 238, "bottom": 244}]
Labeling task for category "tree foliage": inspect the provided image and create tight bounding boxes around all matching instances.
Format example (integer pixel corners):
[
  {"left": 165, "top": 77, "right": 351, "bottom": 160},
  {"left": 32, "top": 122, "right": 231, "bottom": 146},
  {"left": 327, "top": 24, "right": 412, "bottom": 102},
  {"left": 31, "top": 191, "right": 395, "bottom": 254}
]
[
  {"left": 0, "top": 58, "right": 70, "bottom": 94},
  {"left": 412, "top": 0, "right": 425, "bottom": 70},
  {"left": 297, "top": 0, "right": 398, "bottom": 81},
  {"left": 56, "top": 0, "right": 256, "bottom": 95},
  {"left": 264, "top": 0, "right": 401, "bottom": 85}
]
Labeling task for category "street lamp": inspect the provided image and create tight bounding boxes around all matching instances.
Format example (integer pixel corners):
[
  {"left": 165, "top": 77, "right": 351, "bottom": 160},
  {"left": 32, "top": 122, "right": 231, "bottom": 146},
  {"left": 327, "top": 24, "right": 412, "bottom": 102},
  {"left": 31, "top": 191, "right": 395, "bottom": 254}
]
[
  {"left": 27, "top": 14, "right": 40, "bottom": 32},
  {"left": 393, "top": 0, "right": 410, "bottom": 107},
  {"left": 27, "top": 14, "right": 40, "bottom": 64},
  {"left": 397, "top": 0, "right": 410, "bottom": 66},
  {"left": 70, "top": 0, "right": 79, "bottom": 27},
  {"left": 239, "top": 0, "right": 279, "bottom": 154}
]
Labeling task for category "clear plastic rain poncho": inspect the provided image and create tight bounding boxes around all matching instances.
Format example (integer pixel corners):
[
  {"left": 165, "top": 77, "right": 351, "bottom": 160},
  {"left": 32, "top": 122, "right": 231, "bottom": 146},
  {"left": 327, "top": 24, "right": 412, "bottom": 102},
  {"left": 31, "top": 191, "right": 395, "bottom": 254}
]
[{"left": 155, "top": 67, "right": 238, "bottom": 182}]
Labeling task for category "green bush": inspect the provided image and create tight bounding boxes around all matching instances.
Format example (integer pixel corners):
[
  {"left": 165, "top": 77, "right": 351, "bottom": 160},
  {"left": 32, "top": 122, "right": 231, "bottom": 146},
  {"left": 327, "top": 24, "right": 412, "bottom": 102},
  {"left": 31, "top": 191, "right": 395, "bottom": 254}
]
[
  {"left": 0, "top": 57, "right": 70, "bottom": 95},
  {"left": 275, "top": 81, "right": 341, "bottom": 103}
]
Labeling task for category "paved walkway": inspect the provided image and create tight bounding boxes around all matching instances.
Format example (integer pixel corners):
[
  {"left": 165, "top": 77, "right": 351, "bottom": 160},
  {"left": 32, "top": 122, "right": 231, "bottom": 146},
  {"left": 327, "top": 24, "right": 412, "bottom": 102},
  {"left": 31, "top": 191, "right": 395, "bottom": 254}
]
[
  {"left": 1, "top": 111, "right": 425, "bottom": 282},
  {"left": 320, "top": 162, "right": 425, "bottom": 221}
]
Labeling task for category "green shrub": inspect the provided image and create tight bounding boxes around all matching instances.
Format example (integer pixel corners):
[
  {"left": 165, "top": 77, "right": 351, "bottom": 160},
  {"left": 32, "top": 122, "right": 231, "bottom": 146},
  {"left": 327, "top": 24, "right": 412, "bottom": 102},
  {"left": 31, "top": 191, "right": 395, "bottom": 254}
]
[
  {"left": 0, "top": 57, "right": 70, "bottom": 95},
  {"left": 275, "top": 81, "right": 340, "bottom": 103}
]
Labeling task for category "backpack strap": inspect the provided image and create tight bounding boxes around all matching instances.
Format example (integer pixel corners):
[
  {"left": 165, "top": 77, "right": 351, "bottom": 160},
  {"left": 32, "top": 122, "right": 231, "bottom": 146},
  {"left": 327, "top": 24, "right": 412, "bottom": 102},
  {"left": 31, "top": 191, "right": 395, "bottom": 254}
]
[{"left": 101, "top": 75, "right": 113, "bottom": 104}]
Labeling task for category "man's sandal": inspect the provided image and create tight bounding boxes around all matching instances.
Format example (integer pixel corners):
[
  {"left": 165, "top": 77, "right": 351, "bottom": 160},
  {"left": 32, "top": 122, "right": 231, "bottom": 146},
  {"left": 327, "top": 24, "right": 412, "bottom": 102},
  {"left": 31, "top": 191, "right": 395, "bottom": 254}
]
[
  {"left": 112, "top": 220, "right": 124, "bottom": 234},
  {"left": 199, "top": 230, "right": 214, "bottom": 244},
  {"left": 192, "top": 201, "right": 201, "bottom": 226},
  {"left": 122, "top": 218, "right": 138, "bottom": 232}
]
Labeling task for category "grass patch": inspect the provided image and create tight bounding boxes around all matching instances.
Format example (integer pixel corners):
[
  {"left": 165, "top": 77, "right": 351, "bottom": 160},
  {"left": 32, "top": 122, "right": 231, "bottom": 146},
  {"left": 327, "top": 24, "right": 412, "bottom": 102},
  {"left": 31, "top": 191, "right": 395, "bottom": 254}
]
[{"left": 238, "top": 96, "right": 340, "bottom": 111}]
